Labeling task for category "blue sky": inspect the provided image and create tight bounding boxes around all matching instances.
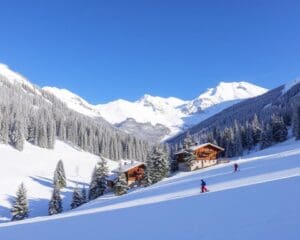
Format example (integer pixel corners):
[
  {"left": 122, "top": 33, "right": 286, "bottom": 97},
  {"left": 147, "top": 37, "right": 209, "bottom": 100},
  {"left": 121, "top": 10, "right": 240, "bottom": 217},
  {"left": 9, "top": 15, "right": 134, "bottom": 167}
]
[{"left": 0, "top": 0, "right": 300, "bottom": 103}]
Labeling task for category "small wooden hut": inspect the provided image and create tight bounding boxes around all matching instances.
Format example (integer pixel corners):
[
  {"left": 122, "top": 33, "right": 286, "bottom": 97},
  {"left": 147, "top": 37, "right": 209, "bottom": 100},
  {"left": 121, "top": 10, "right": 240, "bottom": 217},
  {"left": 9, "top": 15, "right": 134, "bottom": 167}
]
[{"left": 107, "top": 161, "right": 146, "bottom": 188}]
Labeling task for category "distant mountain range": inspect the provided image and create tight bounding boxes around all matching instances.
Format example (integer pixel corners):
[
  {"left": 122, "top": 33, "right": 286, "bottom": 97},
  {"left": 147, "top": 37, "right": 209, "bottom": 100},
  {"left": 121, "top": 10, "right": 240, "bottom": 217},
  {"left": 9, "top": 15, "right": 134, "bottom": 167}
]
[
  {"left": 44, "top": 81, "right": 268, "bottom": 142},
  {"left": 0, "top": 63, "right": 269, "bottom": 143}
]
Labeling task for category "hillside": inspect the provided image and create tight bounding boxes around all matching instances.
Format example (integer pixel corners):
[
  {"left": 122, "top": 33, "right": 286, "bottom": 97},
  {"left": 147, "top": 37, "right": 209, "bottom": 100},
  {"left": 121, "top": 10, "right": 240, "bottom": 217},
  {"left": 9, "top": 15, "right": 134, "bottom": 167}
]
[
  {"left": 0, "top": 64, "right": 149, "bottom": 161},
  {"left": 167, "top": 81, "right": 300, "bottom": 158},
  {"left": 0, "top": 139, "right": 299, "bottom": 239},
  {"left": 0, "top": 140, "right": 121, "bottom": 222}
]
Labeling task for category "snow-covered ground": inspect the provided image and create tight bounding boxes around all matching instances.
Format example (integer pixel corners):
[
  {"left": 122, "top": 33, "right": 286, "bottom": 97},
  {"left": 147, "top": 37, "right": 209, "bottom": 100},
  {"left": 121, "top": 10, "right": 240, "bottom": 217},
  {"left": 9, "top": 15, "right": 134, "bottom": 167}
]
[
  {"left": 0, "top": 140, "right": 120, "bottom": 222},
  {"left": 1, "top": 139, "right": 300, "bottom": 239}
]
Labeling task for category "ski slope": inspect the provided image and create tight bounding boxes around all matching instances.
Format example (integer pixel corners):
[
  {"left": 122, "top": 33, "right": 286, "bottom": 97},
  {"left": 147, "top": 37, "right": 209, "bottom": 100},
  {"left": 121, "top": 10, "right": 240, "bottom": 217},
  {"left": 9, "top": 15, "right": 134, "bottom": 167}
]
[
  {"left": 0, "top": 139, "right": 300, "bottom": 239},
  {"left": 0, "top": 140, "right": 120, "bottom": 222}
]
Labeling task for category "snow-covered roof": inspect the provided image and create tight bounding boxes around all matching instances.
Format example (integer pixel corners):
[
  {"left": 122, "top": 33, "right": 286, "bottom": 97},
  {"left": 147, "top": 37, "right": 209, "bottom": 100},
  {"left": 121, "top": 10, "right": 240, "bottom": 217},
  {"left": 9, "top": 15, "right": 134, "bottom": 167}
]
[
  {"left": 174, "top": 143, "right": 224, "bottom": 155},
  {"left": 106, "top": 172, "right": 119, "bottom": 182},
  {"left": 112, "top": 160, "right": 145, "bottom": 174}
]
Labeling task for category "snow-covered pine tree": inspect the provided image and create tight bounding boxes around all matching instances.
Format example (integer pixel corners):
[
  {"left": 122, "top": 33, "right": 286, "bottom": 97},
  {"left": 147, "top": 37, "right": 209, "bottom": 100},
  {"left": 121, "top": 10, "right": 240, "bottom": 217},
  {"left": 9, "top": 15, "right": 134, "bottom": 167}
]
[
  {"left": 292, "top": 105, "right": 300, "bottom": 140},
  {"left": 183, "top": 132, "right": 193, "bottom": 149},
  {"left": 11, "top": 183, "right": 29, "bottom": 221},
  {"left": 114, "top": 173, "right": 128, "bottom": 196},
  {"left": 223, "top": 127, "right": 235, "bottom": 157},
  {"left": 233, "top": 121, "right": 243, "bottom": 156},
  {"left": 53, "top": 159, "right": 66, "bottom": 189},
  {"left": 9, "top": 118, "right": 24, "bottom": 151},
  {"left": 48, "top": 186, "right": 63, "bottom": 215},
  {"left": 81, "top": 187, "right": 87, "bottom": 204},
  {"left": 251, "top": 114, "right": 262, "bottom": 145},
  {"left": 88, "top": 157, "right": 109, "bottom": 200},
  {"left": 260, "top": 123, "right": 273, "bottom": 149},
  {"left": 71, "top": 186, "right": 84, "bottom": 209},
  {"left": 141, "top": 165, "right": 152, "bottom": 187},
  {"left": 271, "top": 115, "right": 288, "bottom": 142},
  {"left": 147, "top": 145, "right": 169, "bottom": 184},
  {"left": 183, "top": 148, "right": 196, "bottom": 169},
  {"left": 0, "top": 106, "right": 9, "bottom": 144}
]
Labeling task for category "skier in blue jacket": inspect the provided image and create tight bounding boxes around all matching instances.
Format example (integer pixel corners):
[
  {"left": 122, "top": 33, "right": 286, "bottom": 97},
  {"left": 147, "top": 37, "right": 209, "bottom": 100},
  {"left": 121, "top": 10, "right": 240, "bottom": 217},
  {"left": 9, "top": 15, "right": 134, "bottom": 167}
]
[{"left": 201, "top": 179, "right": 208, "bottom": 193}]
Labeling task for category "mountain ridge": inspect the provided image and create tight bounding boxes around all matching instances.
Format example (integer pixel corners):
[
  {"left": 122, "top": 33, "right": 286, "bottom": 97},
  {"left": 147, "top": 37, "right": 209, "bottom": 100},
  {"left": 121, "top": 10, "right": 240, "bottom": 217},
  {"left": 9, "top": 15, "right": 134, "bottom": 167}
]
[{"left": 44, "top": 81, "right": 268, "bottom": 141}]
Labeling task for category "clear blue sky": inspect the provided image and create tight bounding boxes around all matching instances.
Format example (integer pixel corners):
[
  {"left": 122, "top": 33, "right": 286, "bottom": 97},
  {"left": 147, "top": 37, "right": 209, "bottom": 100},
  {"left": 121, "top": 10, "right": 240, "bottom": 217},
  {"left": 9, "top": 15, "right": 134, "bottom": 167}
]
[{"left": 1, "top": 0, "right": 300, "bottom": 103}]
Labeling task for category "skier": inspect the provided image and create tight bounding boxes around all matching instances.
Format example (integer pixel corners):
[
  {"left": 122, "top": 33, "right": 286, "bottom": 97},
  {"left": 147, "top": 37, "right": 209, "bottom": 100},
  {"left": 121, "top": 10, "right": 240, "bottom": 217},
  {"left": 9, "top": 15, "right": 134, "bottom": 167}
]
[
  {"left": 201, "top": 179, "right": 208, "bottom": 193},
  {"left": 233, "top": 163, "right": 239, "bottom": 172}
]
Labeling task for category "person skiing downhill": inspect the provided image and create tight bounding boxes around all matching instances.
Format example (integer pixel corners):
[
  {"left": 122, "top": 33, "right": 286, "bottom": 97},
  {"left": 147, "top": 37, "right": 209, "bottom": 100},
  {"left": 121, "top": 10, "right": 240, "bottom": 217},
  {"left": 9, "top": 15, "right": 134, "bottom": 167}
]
[
  {"left": 201, "top": 179, "right": 208, "bottom": 193},
  {"left": 234, "top": 163, "right": 239, "bottom": 172}
]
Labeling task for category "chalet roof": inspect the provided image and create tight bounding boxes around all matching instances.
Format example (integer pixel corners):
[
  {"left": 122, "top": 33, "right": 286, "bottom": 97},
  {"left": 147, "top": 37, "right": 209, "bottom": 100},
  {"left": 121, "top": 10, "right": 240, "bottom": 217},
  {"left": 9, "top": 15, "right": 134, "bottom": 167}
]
[
  {"left": 174, "top": 142, "right": 224, "bottom": 155},
  {"left": 112, "top": 160, "right": 145, "bottom": 174}
]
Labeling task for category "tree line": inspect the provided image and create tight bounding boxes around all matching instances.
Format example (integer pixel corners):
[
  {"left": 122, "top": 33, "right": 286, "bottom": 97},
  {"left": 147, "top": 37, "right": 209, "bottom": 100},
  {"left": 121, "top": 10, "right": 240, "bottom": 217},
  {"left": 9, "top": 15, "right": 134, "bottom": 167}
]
[{"left": 0, "top": 75, "right": 149, "bottom": 161}]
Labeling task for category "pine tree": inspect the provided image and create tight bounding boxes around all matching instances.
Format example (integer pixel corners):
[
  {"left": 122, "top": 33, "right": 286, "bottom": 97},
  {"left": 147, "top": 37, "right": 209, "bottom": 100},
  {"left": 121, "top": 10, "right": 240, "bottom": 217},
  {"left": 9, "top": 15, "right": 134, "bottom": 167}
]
[
  {"left": 141, "top": 165, "right": 152, "bottom": 187},
  {"left": 251, "top": 114, "right": 262, "bottom": 145},
  {"left": 292, "top": 105, "right": 300, "bottom": 140},
  {"left": 183, "top": 148, "right": 196, "bottom": 169},
  {"left": 114, "top": 173, "right": 128, "bottom": 196},
  {"left": 88, "top": 157, "right": 108, "bottom": 200},
  {"left": 71, "top": 186, "right": 84, "bottom": 209},
  {"left": 81, "top": 187, "right": 87, "bottom": 204},
  {"left": 53, "top": 159, "right": 66, "bottom": 189},
  {"left": 260, "top": 124, "right": 273, "bottom": 149},
  {"left": 271, "top": 115, "right": 288, "bottom": 142},
  {"left": 233, "top": 121, "right": 243, "bottom": 156},
  {"left": 0, "top": 106, "right": 9, "bottom": 144},
  {"left": 48, "top": 186, "right": 63, "bottom": 215},
  {"left": 147, "top": 146, "right": 169, "bottom": 184},
  {"left": 183, "top": 132, "right": 193, "bottom": 149},
  {"left": 11, "top": 183, "right": 29, "bottom": 221},
  {"left": 9, "top": 118, "right": 24, "bottom": 151}
]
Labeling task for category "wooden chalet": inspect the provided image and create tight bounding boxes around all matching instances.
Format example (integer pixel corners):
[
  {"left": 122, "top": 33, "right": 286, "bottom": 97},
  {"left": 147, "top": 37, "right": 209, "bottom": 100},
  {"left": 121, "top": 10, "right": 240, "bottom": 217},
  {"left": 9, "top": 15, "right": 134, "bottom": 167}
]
[
  {"left": 174, "top": 143, "right": 224, "bottom": 171},
  {"left": 107, "top": 161, "right": 146, "bottom": 188}
]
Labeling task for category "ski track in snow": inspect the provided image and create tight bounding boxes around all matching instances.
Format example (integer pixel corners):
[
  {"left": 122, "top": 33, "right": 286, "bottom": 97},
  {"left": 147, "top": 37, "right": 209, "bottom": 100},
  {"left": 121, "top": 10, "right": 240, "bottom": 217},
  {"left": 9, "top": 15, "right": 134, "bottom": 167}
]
[{"left": 1, "top": 167, "right": 300, "bottom": 228}]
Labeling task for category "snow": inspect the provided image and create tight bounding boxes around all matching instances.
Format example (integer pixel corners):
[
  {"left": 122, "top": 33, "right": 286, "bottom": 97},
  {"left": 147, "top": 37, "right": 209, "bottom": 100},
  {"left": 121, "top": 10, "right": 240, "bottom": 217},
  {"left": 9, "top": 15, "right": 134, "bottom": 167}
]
[
  {"left": 113, "top": 160, "right": 145, "bottom": 174},
  {"left": 42, "top": 87, "right": 101, "bottom": 117},
  {"left": 0, "top": 63, "right": 39, "bottom": 94},
  {"left": 0, "top": 140, "right": 119, "bottom": 222},
  {"left": 44, "top": 81, "right": 268, "bottom": 140},
  {"left": 175, "top": 143, "right": 225, "bottom": 154},
  {"left": 183, "top": 81, "right": 267, "bottom": 114},
  {"left": 0, "top": 139, "right": 300, "bottom": 239},
  {"left": 283, "top": 78, "right": 300, "bottom": 93}
]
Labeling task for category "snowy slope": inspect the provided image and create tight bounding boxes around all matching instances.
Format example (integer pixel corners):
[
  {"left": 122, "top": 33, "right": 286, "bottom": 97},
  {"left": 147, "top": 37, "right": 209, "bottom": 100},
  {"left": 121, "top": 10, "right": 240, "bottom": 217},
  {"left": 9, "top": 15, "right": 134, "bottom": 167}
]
[
  {"left": 0, "top": 141, "right": 120, "bottom": 222},
  {"left": 1, "top": 139, "right": 300, "bottom": 239},
  {"left": 0, "top": 63, "right": 41, "bottom": 95},
  {"left": 44, "top": 82, "right": 268, "bottom": 140},
  {"left": 43, "top": 87, "right": 102, "bottom": 117}
]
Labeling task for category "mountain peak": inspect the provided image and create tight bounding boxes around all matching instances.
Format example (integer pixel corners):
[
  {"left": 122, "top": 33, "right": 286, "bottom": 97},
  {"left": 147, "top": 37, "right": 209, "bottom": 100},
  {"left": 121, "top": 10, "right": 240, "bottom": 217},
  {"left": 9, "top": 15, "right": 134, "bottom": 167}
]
[
  {"left": 137, "top": 94, "right": 186, "bottom": 108},
  {"left": 184, "top": 81, "right": 268, "bottom": 114}
]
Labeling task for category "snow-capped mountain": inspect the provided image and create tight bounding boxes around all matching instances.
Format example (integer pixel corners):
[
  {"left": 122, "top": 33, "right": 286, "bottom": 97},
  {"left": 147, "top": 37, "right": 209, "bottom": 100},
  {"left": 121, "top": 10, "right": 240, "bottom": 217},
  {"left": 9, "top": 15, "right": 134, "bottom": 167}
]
[
  {"left": 0, "top": 63, "right": 41, "bottom": 95},
  {"left": 43, "top": 81, "right": 268, "bottom": 142},
  {"left": 0, "top": 63, "right": 268, "bottom": 143},
  {"left": 43, "top": 87, "right": 102, "bottom": 117},
  {"left": 0, "top": 63, "right": 149, "bottom": 161},
  {"left": 182, "top": 81, "right": 267, "bottom": 114}
]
